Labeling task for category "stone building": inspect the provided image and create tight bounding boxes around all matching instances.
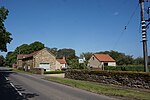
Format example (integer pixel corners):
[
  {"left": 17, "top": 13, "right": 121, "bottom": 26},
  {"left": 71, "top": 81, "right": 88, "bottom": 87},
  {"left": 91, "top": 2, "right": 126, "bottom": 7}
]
[
  {"left": 88, "top": 54, "right": 116, "bottom": 70},
  {"left": 17, "top": 48, "right": 67, "bottom": 71}
]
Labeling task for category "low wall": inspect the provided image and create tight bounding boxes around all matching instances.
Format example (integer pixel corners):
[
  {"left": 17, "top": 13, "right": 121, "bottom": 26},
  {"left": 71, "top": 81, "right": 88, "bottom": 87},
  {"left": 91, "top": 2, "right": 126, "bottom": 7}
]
[
  {"left": 30, "top": 68, "right": 44, "bottom": 75},
  {"left": 65, "top": 70, "right": 150, "bottom": 89}
]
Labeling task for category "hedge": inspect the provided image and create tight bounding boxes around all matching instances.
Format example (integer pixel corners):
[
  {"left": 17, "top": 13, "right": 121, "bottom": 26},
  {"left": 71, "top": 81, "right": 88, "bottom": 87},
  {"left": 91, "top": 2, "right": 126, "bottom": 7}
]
[
  {"left": 104, "top": 65, "right": 150, "bottom": 72},
  {"left": 44, "top": 70, "right": 64, "bottom": 74},
  {"left": 65, "top": 69, "right": 150, "bottom": 89}
]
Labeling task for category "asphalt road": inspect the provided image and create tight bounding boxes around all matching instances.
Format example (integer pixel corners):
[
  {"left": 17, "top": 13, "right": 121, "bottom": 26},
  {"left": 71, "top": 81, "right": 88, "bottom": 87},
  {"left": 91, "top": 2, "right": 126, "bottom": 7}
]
[{"left": 0, "top": 68, "right": 116, "bottom": 100}]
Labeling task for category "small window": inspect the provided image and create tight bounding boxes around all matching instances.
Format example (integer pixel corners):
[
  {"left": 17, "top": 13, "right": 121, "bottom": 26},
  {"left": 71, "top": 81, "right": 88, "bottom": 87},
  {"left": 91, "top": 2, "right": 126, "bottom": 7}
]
[
  {"left": 93, "top": 57, "right": 95, "bottom": 60},
  {"left": 104, "top": 63, "right": 108, "bottom": 66}
]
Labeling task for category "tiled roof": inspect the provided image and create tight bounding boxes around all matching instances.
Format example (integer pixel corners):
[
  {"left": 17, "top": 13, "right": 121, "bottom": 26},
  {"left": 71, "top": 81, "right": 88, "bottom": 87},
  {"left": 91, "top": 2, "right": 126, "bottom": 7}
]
[
  {"left": 94, "top": 54, "right": 115, "bottom": 62},
  {"left": 17, "top": 51, "right": 39, "bottom": 60},
  {"left": 57, "top": 57, "right": 67, "bottom": 64}
]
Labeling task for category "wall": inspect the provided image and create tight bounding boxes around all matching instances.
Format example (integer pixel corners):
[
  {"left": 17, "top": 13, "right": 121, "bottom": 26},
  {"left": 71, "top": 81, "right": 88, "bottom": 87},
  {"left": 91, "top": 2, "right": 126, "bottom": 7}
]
[
  {"left": 88, "top": 55, "right": 102, "bottom": 69},
  {"left": 65, "top": 70, "right": 150, "bottom": 89},
  {"left": 34, "top": 48, "right": 57, "bottom": 71},
  {"left": 108, "top": 62, "right": 116, "bottom": 66},
  {"left": 17, "top": 60, "right": 23, "bottom": 68},
  {"left": 56, "top": 60, "right": 62, "bottom": 70}
]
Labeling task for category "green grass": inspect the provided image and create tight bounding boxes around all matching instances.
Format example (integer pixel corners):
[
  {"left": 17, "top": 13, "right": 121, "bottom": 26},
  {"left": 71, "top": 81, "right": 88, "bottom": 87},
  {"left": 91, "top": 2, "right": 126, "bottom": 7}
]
[
  {"left": 13, "top": 69, "right": 33, "bottom": 75},
  {"left": 45, "top": 77, "right": 150, "bottom": 100}
]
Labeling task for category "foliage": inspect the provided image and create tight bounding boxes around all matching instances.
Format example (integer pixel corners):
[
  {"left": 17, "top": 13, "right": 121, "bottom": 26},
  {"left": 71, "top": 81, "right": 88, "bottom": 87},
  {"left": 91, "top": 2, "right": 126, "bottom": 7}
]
[
  {"left": 5, "top": 41, "right": 45, "bottom": 67},
  {"left": 81, "top": 52, "right": 93, "bottom": 61},
  {"left": 47, "top": 47, "right": 84, "bottom": 69},
  {"left": 57, "top": 48, "right": 76, "bottom": 59},
  {"left": 0, "top": 55, "right": 5, "bottom": 66},
  {"left": 15, "top": 44, "right": 30, "bottom": 54},
  {"left": 46, "top": 77, "right": 150, "bottom": 100},
  {"left": 148, "top": 56, "right": 150, "bottom": 65},
  {"left": 97, "top": 50, "right": 134, "bottom": 65},
  {"left": 0, "top": 6, "right": 12, "bottom": 52},
  {"left": 47, "top": 47, "right": 58, "bottom": 56},
  {"left": 104, "top": 65, "right": 150, "bottom": 72},
  {"left": 28, "top": 41, "right": 45, "bottom": 53},
  {"left": 133, "top": 57, "right": 144, "bottom": 65},
  {"left": 81, "top": 52, "right": 93, "bottom": 65},
  {"left": 67, "top": 58, "right": 80, "bottom": 69},
  {"left": 44, "top": 70, "right": 64, "bottom": 74}
]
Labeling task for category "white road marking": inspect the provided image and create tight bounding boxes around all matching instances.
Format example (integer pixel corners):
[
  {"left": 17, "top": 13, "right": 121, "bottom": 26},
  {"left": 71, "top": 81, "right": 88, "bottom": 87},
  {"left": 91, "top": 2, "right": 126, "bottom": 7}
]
[
  {"left": 10, "top": 82, "right": 23, "bottom": 96},
  {"left": 1, "top": 73, "right": 23, "bottom": 96}
]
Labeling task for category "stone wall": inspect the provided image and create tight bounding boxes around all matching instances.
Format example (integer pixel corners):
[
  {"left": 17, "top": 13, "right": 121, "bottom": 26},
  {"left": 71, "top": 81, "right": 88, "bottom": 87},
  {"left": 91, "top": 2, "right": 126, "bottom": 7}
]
[
  {"left": 65, "top": 70, "right": 150, "bottom": 89},
  {"left": 34, "top": 48, "right": 57, "bottom": 70}
]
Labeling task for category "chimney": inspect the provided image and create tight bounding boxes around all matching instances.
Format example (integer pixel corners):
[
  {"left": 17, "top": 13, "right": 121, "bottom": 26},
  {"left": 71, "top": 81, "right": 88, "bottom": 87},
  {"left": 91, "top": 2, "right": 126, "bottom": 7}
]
[{"left": 63, "top": 56, "right": 65, "bottom": 60}]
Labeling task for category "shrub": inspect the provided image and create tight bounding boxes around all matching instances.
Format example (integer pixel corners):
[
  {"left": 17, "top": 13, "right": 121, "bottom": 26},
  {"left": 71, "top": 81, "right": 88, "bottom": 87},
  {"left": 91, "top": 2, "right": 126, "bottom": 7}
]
[
  {"left": 44, "top": 70, "right": 64, "bottom": 74},
  {"left": 104, "top": 65, "right": 150, "bottom": 72},
  {"left": 65, "top": 69, "right": 150, "bottom": 89}
]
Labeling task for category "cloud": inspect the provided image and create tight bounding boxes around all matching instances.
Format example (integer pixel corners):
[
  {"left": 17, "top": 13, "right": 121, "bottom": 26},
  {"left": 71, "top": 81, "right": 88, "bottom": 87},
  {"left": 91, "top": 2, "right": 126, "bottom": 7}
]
[{"left": 113, "top": 12, "right": 119, "bottom": 16}]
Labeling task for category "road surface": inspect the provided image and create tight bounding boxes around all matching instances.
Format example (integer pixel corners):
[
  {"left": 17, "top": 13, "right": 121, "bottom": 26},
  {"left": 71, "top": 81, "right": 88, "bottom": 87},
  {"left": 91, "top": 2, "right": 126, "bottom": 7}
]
[{"left": 0, "top": 68, "right": 116, "bottom": 100}]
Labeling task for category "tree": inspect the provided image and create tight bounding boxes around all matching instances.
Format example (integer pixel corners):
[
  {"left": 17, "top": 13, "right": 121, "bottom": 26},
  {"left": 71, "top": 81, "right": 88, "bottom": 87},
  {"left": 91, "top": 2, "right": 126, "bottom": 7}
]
[
  {"left": 81, "top": 52, "right": 93, "bottom": 61},
  {"left": 97, "top": 50, "right": 134, "bottom": 65},
  {"left": 46, "top": 47, "right": 58, "bottom": 56},
  {"left": 134, "top": 57, "right": 144, "bottom": 65},
  {"left": 0, "top": 6, "right": 12, "bottom": 52},
  {"left": 5, "top": 41, "right": 45, "bottom": 67},
  {"left": 148, "top": 56, "right": 150, "bottom": 65},
  {"left": 81, "top": 52, "right": 93, "bottom": 66},
  {"left": 57, "top": 48, "right": 76, "bottom": 59},
  {"left": 5, "top": 51, "right": 16, "bottom": 66},
  {"left": 28, "top": 41, "right": 45, "bottom": 53},
  {"left": 0, "top": 55, "right": 5, "bottom": 66},
  {"left": 15, "top": 44, "right": 30, "bottom": 54}
]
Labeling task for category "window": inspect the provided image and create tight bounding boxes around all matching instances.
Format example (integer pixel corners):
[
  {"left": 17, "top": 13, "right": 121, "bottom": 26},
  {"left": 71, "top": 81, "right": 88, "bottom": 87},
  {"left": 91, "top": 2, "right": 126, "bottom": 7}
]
[
  {"left": 104, "top": 63, "right": 108, "bottom": 66},
  {"left": 93, "top": 57, "right": 95, "bottom": 60}
]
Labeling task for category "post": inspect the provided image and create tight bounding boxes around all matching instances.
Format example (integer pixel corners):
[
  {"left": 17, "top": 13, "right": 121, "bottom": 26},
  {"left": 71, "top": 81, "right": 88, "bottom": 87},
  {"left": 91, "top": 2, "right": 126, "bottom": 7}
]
[{"left": 139, "top": 0, "right": 149, "bottom": 72}]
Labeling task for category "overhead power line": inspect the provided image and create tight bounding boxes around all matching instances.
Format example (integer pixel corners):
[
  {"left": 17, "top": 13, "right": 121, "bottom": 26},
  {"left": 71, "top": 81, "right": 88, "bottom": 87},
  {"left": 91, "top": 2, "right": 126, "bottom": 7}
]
[{"left": 112, "top": 3, "right": 139, "bottom": 49}]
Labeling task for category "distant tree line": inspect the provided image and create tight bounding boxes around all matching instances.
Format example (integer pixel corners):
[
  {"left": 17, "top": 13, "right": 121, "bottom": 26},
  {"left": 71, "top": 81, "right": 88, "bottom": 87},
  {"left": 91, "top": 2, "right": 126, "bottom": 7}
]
[
  {"left": 82, "top": 51, "right": 150, "bottom": 67},
  {"left": 4, "top": 41, "right": 45, "bottom": 66},
  {"left": 0, "top": 42, "right": 150, "bottom": 68},
  {"left": 0, "top": 6, "right": 149, "bottom": 69}
]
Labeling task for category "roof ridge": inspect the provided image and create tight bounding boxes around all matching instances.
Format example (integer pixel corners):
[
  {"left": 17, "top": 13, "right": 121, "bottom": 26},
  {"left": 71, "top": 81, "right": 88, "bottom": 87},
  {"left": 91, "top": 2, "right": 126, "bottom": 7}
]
[{"left": 93, "top": 53, "right": 115, "bottom": 62}]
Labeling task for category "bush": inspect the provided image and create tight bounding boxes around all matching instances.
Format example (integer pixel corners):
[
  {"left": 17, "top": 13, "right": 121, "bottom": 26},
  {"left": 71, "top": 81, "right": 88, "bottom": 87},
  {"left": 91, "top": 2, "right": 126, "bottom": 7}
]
[
  {"left": 30, "top": 68, "right": 44, "bottom": 74},
  {"left": 44, "top": 70, "right": 64, "bottom": 74},
  {"left": 104, "top": 65, "right": 150, "bottom": 72},
  {"left": 65, "top": 69, "right": 150, "bottom": 89}
]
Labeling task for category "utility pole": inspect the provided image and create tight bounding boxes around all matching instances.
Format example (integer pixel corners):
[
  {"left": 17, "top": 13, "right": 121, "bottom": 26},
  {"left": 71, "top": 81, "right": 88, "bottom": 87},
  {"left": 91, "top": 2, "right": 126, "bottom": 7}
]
[{"left": 139, "top": 0, "right": 149, "bottom": 72}]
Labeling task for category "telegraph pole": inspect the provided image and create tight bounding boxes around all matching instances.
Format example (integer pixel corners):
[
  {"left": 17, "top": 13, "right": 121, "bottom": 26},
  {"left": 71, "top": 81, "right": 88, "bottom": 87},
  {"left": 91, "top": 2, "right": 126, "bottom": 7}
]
[{"left": 139, "top": 0, "right": 149, "bottom": 72}]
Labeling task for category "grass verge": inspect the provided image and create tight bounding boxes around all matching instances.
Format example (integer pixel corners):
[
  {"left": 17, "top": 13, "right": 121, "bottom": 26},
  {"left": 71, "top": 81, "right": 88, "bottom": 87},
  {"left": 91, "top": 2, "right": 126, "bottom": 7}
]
[
  {"left": 45, "top": 77, "right": 150, "bottom": 100},
  {"left": 13, "top": 69, "right": 33, "bottom": 75}
]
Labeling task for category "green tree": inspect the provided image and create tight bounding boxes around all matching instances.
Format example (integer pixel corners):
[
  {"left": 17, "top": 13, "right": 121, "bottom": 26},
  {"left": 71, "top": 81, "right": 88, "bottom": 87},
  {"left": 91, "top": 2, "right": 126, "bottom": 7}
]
[
  {"left": 81, "top": 52, "right": 93, "bottom": 66},
  {"left": 81, "top": 52, "right": 93, "bottom": 61},
  {"left": 0, "top": 55, "right": 5, "bottom": 66},
  {"left": 28, "top": 41, "right": 45, "bottom": 53},
  {"left": 133, "top": 57, "right": 144, "bottom": 65},
  {"left": 97, "top": 50, "right": 134, "bottom": 65},
  {"left": 15, "top": 44, "right": 30, "bottom": 54},
  {"left": 47, "top": 47, "right": 58, "bottom": 56},
  {"left": 57, "top": 48, "right": 76, "bottom": 59},
  {"left": 0, "top": 6, "right": 12, "bottom": 52},
  {"left": 5, "top": 41, "right": 45, "bottom": 67},
  {"left": 148, "top": 56, "right": 150, "bottom": 65},
  {"left": 5, "top": 51, "right": 16, "bottom": 66}
]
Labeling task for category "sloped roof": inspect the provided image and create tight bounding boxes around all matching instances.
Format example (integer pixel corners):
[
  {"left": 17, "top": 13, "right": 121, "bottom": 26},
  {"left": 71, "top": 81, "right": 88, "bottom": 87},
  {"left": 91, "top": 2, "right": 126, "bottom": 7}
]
[
  {"left": 57, "top": 58, "right": 67, "bottom": 64},
  {"left": 17, "top": 51, "right": 39, "bottom": 60},
  {"left": 94, "top": 54, "right": 115, "bottom": 62}
]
